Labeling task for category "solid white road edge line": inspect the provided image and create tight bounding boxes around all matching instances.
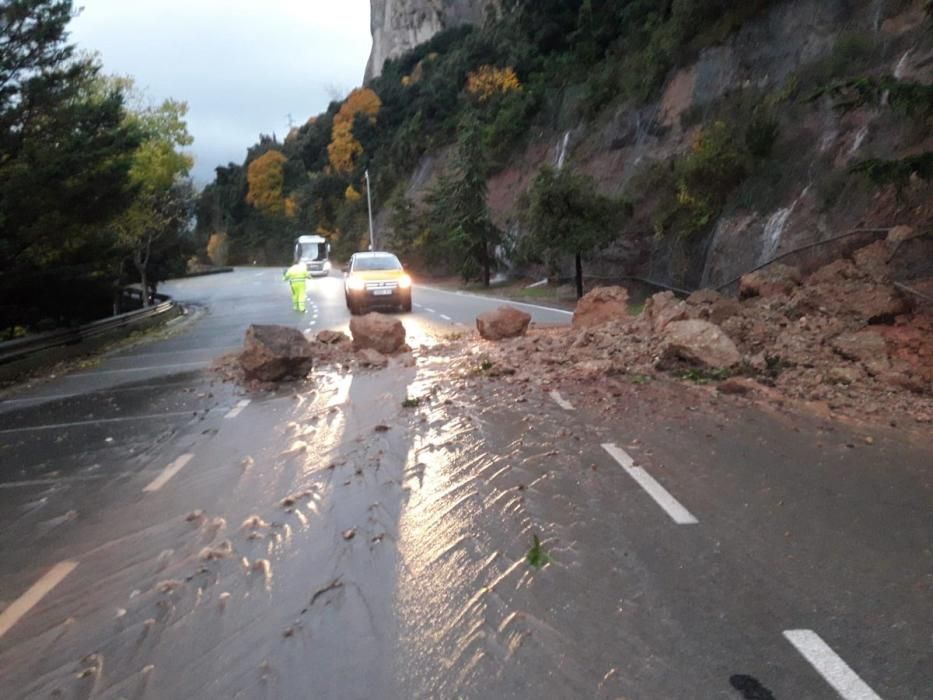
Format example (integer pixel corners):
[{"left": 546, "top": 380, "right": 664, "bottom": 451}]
[
  {"left": 549, "top": 391, "right": 575, "bottom": 411},
  {"left": 70, "top": 361, "right": 209, "bottom": 377},
  {"left": 0, "top": 561, "right": 79, "bottom": 640},
  {"left": 416, "top": 285, "right": 574, "bottom": 316},
  {"left": 0, "top": 379, "right": 199, "bottom": 405},
  {"left": 143, "top": 453, "right": 194, "bottom": 493},
  {"left": 601, "top": 443, "right": 698, "bottom": 525},
  {"left": 224, "top": 399, "right": 250, "bottom": 419},
  {"left": 783, "top": 630, "right": 883, "bottom": 700},
  {"left": 0, "top": 411, "right": 197, "bottom": 434}
]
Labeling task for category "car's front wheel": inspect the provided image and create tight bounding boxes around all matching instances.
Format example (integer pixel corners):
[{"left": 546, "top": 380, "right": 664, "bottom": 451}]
[{"left": 401, "top": 296, "right": 412, "bottom": 312}]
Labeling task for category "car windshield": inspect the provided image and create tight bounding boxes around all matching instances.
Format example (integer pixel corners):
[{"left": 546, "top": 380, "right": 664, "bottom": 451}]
[{"left": 353, "top": 254, "right": 401, "bottom": 271}]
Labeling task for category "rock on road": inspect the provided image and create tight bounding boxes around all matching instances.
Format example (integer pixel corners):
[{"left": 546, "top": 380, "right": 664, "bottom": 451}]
[{"left": 0, "top": 268, "right": 929, "bottom": 699}]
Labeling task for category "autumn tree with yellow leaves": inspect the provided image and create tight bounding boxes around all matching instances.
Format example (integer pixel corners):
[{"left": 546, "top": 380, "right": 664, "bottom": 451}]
[
  {"left": 246, "top": 150, "right": 288, "bottom": 215},
  {"left": 466, "top": 66, "right": 521, "bottom": 102},
  {"left": 327, "top": 88, "right": 382, "bottom": 174}
]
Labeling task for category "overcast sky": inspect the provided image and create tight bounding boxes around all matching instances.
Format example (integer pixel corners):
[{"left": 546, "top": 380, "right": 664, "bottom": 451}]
[{"left": 70, "top": 0, "right": 372, "bottom": 184}]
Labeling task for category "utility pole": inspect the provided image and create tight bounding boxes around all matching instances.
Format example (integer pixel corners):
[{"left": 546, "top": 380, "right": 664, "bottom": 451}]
[{"left": 364, "top": 169, "right": 375, "bottom": 251}]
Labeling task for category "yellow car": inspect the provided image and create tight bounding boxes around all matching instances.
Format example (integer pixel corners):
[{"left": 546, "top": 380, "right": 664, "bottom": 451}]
[{"left": 343, "top": 252, "right": 413, "bottom": 315}]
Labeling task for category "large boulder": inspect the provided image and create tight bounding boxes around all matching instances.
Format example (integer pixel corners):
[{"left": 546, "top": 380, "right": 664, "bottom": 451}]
[
  {"left": 349, "top": 313, "right": 407, "bottom": 354},
  {"left": 643, "top": 291, "right": 689, "bottom": 333},
  {"left": 657, "top": 320, "right": 742, "bottom": 370},
  {"left": 739, "top": 263, "right": 802, "bottom": 299},
  {"left": 476, "top": 306, "right": 531, "bottom": 340},
  {"left": 239, "top": 324, "right": 314, "bottom": 382},
  {"left": 572, "top": 286, "right": 630, "bottom": 329}
]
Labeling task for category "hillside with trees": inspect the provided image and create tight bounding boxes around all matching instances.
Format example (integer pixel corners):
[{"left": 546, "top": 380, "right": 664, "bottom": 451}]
[
  {"left": 0, "top": 0, "right": 196, "bottom": 336},
  {"left": 200, "top": 0, "right": 931, "bottom": 291}
]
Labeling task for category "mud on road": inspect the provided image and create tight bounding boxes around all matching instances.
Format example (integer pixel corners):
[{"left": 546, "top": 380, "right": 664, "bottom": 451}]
[{"left": 1, "top": 336, "right": 930, "bottom": 699}]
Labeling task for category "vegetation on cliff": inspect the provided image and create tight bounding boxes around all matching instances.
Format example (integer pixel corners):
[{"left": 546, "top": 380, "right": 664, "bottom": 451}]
[{"left": 196, "top": 0, "right": 932, "bottom": 287}]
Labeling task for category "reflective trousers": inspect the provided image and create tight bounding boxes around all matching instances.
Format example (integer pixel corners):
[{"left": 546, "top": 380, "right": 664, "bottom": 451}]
[{"left": 289, "top": 280, "right": 307, "bottom": 311}]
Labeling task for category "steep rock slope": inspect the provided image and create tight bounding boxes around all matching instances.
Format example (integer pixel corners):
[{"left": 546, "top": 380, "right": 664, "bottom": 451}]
[{"left": 366, "top": 0, "right": 493, "bottom": 81}]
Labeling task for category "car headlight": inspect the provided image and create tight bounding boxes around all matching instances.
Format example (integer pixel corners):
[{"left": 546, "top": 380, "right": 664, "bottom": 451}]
[
  {"left": 347, "top": 276, "right": 365, "bottom": 291},
  {"left": 398, "top": 274, "right": 412, "bottom": 289}
]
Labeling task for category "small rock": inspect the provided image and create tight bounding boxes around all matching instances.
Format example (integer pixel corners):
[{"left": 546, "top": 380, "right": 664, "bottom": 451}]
[
  {"left": 739, "top": 264, "right": 802, "bottom": 299},
  {"left": 356, "top": 348, "right": 388, "bottom": 368},
  {"left": 717, "top": 378, "right": 757, "bottom": 395},
  {"left": 657, "top": 320, "right": 742, "bottom": 370},
  {"left": 342, "top": 529, "right": 356, "bottom": 540}
]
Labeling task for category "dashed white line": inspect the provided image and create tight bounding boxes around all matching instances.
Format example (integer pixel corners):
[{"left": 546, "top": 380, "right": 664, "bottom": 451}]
[
  {"left": 143, "top": 453, "right": 193, "bottom": 492},
  {"left": 0, "top": 561, "right": 79, "bottom": 640},
  {"left": 549, "top": 391, "right": 575, "bottom": 411},
  {"left": 784, "top": 630, "right": 883, "bottom": 700},
  {"left": 0, "top": 411, "right": 198, "bottom": 434},
  {"left": 224, "top": 399, "right": 250, "bottom": 419},
  {"left": 440, "top": 314, "right": 452, "bottom": 321},
  {"left": 601, "top": 443, "right": 698, "bottom": 525},
  {"left": 413, "top": 303, "right": 423, "bottom": 309},
  {"left": 424, "top": 307, "right": 436, "bottom": 313}
]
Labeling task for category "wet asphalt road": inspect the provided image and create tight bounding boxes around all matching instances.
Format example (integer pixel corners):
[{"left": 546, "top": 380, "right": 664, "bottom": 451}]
[{"left": 0, "top": 268, "right": 930, "bottom": 699}]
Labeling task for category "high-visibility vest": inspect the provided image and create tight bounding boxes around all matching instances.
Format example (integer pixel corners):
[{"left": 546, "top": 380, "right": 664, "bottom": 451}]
[{"left": 284, "top": 264, "right": 310, "bottom": 282}]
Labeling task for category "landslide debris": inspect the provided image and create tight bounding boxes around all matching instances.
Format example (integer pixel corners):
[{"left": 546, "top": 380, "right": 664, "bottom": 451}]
[
  {"left": 468, "top": 236, "right": 933, "bottom": 427},
  {"left": 213, "top": 318, "right": 411, "bottom": 389}
]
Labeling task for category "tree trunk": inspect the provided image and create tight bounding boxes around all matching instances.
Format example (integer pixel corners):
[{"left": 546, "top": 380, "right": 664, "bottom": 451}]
[
  {"left": 482, "top": 243, "right": 491, "bottom": 288},
  {"left": 575, "top": 253, "right": 584, "bottom": 299},
  {"left": 139, "top": 267, "right": 149, "bottom": 307}
]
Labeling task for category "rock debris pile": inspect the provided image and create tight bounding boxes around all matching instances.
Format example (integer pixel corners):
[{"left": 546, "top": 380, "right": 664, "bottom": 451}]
[
  {"left": 214, "top": 313, "right": 412, "bottom": 389},
  {"left": 473, "top": 232, "right": 933, "bottom": 426}
]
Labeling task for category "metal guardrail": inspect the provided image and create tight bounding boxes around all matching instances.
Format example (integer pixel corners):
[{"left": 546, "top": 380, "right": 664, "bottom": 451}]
[{"left": 0, "top": 298, "right": 180, "bottom": 371}]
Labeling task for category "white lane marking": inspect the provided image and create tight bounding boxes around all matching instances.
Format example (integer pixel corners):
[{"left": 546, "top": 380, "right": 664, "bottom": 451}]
[
  {"left": 143, "top": 453, "right": 193, "bottom": 492},
  {"left": 601, "top": 443, "right": 698, "bottom": 525},
  {"left": 413, "top": 303, "right": 423, "bottom": 309},
  {"left": 424, "top": 307, "right": 436, "bottom": 313},
  {"left": 416, "top": 285, "right": 573, "bottom": 316},
  {"left": 69, "top": 361, "right": 209, "bottom": 377},
  {"left": 225, "top": 399, "right": 250, "bottom": 419},
  {"left": 0, "top": 411, "right": 197, "bottom": 435},
  {"left": 440, "top": 314, "right": 452, "bottom": 321},
  {"left": 0, "top": 561, "right": 79, "bottom": 640},
  {"left": 549, "top": 391, "right": 575, "bottom": 411},
  {"left": 784, "top": 631, "right": 883, "bottom": 700}
]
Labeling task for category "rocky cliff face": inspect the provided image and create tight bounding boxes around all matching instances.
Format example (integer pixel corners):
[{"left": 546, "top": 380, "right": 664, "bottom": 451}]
[{"left": 366, "top": 0, "right": 493, "bottom": 82}]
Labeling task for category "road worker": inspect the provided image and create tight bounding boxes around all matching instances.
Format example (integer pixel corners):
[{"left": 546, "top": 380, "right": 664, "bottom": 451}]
[{"left": 283, "top": 261, "right": 310, "bottom": 312}]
